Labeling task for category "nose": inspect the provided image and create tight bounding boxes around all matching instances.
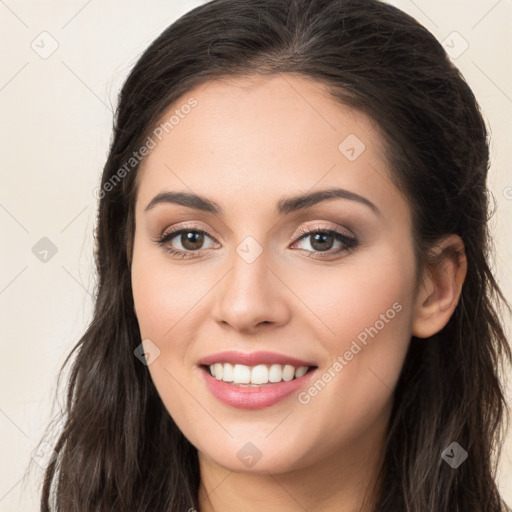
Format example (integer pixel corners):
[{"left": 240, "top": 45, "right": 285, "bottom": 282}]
[{"left": 211, "top": 246, "right": 291, "bottom": 334}]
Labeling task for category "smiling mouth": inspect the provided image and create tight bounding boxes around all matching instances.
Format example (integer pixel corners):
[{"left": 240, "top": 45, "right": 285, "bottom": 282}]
[{"left": 201, "top": 363, "right": 317, "bottom": 386}]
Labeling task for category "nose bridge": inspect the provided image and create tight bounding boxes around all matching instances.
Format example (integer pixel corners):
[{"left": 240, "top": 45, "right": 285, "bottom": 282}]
[
  {"left": 224, "top": 238, "right": 272, "bottom": 308},
  {"left": 212, "top": 235, "right": 289, "bottom": 331}
]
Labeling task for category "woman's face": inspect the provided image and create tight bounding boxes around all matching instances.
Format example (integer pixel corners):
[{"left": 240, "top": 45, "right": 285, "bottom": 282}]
[{"left": 131, "top": 73, "right": 419, "bottom": 475}]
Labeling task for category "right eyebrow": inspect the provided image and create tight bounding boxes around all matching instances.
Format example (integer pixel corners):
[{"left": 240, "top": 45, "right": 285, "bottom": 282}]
[{"left": 145, "top": 191, "right": 221, "bottom": 214}]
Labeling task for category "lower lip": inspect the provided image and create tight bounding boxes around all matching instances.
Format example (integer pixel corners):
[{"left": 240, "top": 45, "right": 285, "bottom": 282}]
[{"left": 200, "top": 366, "right": 317, "bottom": 409}]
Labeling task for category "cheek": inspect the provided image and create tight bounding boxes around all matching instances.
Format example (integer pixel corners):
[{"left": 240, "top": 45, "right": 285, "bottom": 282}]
[
  {"left": 131, "top": 241, "right": 197, "bottom": 340},
  {"left": 131, "top": 247, "right": 205, "bottom": 421},
  {"left": 295, "top": 246, "right": 415, "bottom": 437},
  {"left": 292, "top": 243, "right": 415, "bottom": 346},
  {"left": 131, "top": 242, "right": 216, "bottom": 394},
  {"left": 132, "top": 265, "right": 172, "bottom": 339}
]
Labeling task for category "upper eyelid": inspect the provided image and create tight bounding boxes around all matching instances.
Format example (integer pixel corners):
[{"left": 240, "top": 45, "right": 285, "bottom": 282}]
[{"left": 160, "top": 224, "right": 215, "bottom": 239}]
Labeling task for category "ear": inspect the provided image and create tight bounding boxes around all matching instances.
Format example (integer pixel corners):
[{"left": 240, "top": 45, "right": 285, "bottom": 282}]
[{"left": 411, "top": 234, "right": 467, "bottom": 339}]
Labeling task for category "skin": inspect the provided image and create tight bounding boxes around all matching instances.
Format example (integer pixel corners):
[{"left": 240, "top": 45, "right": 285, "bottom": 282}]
[{"left": 130, "top": 73, "right": 467, "bottom": 512}]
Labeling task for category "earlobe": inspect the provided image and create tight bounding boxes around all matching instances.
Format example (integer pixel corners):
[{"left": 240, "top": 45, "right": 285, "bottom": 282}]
[{"left": 411, "top": 234, "right": 467, "bottom": 339}]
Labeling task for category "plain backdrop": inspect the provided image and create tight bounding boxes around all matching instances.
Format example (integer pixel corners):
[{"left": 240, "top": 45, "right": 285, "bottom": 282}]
[{"left": 1, "top": 0, "right": 511, "bottom": 510}]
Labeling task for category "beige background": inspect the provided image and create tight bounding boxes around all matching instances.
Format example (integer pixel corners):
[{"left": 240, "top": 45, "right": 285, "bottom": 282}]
[{"left": 0, "top": 0, "right": 511, "bottom": 510}]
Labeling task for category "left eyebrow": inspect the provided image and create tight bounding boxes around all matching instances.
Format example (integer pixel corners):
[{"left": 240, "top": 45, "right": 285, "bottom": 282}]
[
  {"left": 144, "top": 187, "right": 381, "bottom": 217},
  {"left": 276, "top": 187, "right": 381, "bottom": 217}
]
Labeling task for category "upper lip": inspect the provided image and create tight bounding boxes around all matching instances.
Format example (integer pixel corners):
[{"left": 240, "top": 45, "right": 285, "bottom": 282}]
[{"left": 198, "top": 351, "right": 316, "bottom": 368}]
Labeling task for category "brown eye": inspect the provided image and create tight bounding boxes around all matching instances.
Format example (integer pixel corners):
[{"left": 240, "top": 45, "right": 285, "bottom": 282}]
[
  {"left": 179, "top": 231, "right": 205, "bottom": 251},
  {"left": 292, "top": 227, "right": 359, "bottom": 257},
  {"left": 154, "top": 226, "right": 218, "bottom": 259},
  {"left": 307, "top": 232, "right": 335, "bottom": 252}
]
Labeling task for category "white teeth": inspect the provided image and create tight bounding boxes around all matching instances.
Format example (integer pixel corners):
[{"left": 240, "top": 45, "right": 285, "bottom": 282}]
[
  {"left": 207, "top": 363, "right": 311, "bottom": 385},
  {"left": 222, "top": 363, "right": 234, "bottom": 382},
  {"left": 233, "top": 364, "right": 251, "bottom": 383},
  {"left": 268, "top": 364, "right": 282, "bottom": 383},
  {"left": 294, "top": 366, "right": 308, "bottom": 378},
  {"left": 214, "top": 363, "right": 223, "bottom": 380},
  {"left": 251, "top": 364, "right": 268, "bottom": 384},
  {"left": 282, "top": 365, "right": 295, "bottom": 381}
]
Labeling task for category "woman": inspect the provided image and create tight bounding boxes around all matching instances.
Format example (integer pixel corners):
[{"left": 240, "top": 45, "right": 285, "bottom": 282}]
[{"left": 40, "top": 0, "right": 512, "bottom": 510}]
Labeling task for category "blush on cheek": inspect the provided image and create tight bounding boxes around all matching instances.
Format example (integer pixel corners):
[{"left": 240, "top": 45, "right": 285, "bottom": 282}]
[{"left": 132, "top": 251, "right": 175, "bottom": 325}]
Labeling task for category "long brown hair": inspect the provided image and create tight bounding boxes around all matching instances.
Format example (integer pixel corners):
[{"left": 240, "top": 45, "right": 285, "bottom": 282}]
[{"left": 39, "top": 0, "right": 511, "bottom": 510}]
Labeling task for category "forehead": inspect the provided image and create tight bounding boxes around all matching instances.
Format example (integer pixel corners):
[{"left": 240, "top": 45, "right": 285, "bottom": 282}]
[
  {"left": 135, "top": 73, "right": 401, "bottom": 222},
  {"left": 145, "top": 72, "right": 382, "bottom": 160}
]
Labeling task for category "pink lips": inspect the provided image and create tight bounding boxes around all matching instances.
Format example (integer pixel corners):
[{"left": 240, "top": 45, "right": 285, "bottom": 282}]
[{"left": 198, "top": 350, "right": 318, "bottom": 410}]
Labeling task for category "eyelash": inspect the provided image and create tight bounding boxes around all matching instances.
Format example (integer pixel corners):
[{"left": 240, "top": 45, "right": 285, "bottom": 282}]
[{"left": 153, "top": 223, "right": 359, "bottom": 260}]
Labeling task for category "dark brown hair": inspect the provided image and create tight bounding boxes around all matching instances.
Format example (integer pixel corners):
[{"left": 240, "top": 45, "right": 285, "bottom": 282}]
[{"left": 38, "top": 0, "right": 511, "bottom": 510}]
